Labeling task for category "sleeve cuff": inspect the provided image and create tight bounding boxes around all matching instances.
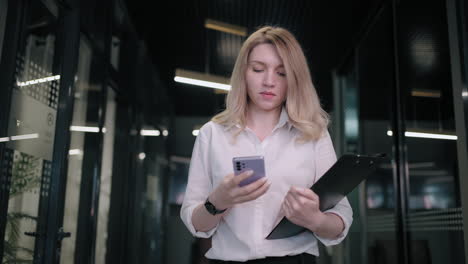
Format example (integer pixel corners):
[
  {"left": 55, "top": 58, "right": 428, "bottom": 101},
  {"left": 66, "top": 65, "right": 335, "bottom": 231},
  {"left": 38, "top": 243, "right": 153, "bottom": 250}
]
[
  {"left": 181, "top": 204, "right": 219, "bottom": 238},
  {"left": 314, "top": 205, "right": 353, "bottom": 246}
]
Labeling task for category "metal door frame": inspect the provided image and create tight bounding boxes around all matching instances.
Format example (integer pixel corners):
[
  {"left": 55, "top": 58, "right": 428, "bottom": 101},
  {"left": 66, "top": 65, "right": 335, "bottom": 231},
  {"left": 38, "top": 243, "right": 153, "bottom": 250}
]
[
  {"left": 0, "top": 0, "right": 8, "bottom": 63},
  {"left": 42, "top": 2, "right": 81, "bottom": 263},
  {"left": 0, "top": 0, "right": 81, "bottom": 262},
  {"left": 0, "top": 0, "right": 31, "bottom": 259},
  {"left": 446, "top": 0, "right": 468, "bottom": 261}
]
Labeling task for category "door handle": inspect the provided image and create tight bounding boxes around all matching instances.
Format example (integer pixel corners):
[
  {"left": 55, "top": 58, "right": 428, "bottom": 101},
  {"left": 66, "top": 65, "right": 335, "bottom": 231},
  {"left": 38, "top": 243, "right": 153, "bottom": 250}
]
[
  {"left": 57, "top": 227, "right": 71, "bottom": 241},
  {"left": 24, "top": 231, "right": 44, "bottom": 237},
  {"left": 25, "top": 229, "right": 71, "bottom": 241}
]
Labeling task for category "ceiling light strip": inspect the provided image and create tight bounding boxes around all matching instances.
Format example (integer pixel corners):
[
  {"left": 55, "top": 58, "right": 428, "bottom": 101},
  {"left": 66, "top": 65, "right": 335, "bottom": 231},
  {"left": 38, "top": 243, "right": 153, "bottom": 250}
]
[
  {"left": 141, "top": 130, "right": 160, "bottom": 136},
  {"left": 205, "top": 19, "right": 247, "bottom": 37},
  {"left": 10, "top": 133, "right": 39, "bottom": 140},
  {"left": 174, "top": 76, "right": 231, "bottom": 90},
  {"left": 17, "top": 75, "right": 60, "bottom": 87},
  {"left": 387, "top": 130, "right": 457, "bottom": 140},
  {"left": 69, "top": 149, "right": 82, "bottom": 155},
  {"left": 70, "top": 126, "right": 100, "bottom": 133},
  {"left": 174, "top": 69, "right": 231, "bottom": 91},
  {"left": 411, "top": 90, "right": 441, "bottom": 98},
  {"left": 405, "top": 131, "right": 457, "bottom": 140}
]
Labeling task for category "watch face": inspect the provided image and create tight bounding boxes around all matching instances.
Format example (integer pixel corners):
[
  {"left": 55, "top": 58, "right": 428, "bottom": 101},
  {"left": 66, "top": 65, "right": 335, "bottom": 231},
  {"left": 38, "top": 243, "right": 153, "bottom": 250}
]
[
  {"left": 205, "top": 199, "right": 227, "bottom": 215},
  {"left": 205, "top": 200, "right": 217, "bottom": 215}
]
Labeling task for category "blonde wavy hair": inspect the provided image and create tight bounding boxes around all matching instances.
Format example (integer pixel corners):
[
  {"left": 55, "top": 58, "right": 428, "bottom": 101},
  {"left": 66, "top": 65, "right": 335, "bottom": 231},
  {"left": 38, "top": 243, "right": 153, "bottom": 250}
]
[{"left": 212, "top": 26, "right": 329, "bottom": 142}]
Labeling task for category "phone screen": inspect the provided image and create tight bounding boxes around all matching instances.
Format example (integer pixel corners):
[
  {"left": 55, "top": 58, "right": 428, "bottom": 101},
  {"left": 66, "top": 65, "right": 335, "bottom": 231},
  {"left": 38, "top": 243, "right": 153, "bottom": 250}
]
[{"left": 232, "top": 156, "right": 266, "bottom": 186}]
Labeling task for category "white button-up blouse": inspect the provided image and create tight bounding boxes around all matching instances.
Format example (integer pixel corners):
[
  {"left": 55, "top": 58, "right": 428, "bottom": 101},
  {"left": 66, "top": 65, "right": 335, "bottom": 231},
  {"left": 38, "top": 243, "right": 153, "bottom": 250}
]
[{"left": 180, "top": 109, "right": 353, "bottom": 262}]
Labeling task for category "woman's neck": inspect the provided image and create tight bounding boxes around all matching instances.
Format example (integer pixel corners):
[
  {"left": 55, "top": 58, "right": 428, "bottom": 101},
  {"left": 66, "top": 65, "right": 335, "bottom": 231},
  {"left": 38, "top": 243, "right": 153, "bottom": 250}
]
[{"left": 246, "top": 105, "right": 282, "bottom": 141}]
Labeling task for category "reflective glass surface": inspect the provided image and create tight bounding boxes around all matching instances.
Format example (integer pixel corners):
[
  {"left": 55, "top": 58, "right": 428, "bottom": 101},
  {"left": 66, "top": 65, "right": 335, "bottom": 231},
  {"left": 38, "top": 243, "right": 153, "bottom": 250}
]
[
  {"left": 2, "top": 2, "right": 57, "bottom": 263},
  {"left": 60, "top": 37, "right": 93, "bottom": 263},
  {"left": 397, "top": 0, "right": 465, "bottom": 263},
  {"left": 355, "top": 7, "right": 399, "bottom": 264},
  {"left": 95, "top": 87, "right": 116, "bottom": 264}
]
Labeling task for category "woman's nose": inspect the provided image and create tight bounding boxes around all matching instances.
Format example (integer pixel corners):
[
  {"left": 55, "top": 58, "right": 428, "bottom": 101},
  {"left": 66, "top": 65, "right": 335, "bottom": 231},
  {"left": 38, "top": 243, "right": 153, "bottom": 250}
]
[{"left": 262, "top": 71, "right": 275, "bottom": 87}]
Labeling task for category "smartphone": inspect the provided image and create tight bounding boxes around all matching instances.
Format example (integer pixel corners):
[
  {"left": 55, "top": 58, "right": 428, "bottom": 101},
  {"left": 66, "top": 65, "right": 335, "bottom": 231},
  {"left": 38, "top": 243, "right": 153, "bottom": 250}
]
[{"left": 232, "top": 155, "right": 266, "bottom": 187}]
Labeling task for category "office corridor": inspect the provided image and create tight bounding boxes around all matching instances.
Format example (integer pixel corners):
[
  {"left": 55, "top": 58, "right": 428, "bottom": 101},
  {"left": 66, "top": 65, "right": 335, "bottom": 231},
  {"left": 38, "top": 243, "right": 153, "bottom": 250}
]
[{"left": 0, "top": 0, "right": 467, "bottom": 263}]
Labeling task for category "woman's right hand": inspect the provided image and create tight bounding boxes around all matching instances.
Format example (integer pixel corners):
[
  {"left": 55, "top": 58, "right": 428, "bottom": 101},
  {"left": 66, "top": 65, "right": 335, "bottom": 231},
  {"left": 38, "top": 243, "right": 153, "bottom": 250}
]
[{"left": 208, "top": 171, "right": 270, "bottom": 210}]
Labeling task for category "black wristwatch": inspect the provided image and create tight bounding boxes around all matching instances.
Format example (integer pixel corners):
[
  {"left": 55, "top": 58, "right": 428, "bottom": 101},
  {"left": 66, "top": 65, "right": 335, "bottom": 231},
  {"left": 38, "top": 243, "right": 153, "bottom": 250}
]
[{"left": 204, "top": 198, "right": 227, "bottom": 215}]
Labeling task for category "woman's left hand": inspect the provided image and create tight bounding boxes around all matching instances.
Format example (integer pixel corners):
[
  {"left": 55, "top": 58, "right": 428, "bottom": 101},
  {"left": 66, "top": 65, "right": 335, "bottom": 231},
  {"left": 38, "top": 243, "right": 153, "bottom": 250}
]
[{"left": 281, "top": 186, "right": 326, "bottom": 232}]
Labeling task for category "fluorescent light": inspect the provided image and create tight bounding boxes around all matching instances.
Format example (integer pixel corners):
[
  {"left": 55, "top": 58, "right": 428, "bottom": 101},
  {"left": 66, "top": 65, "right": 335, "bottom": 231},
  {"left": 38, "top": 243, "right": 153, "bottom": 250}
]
[
  {"left": 162, "top": 130, "right": 169, "bottom": 136},
  {"left": 411, "top": 90, "right": 441, "bottom": 98},
  {"left": 70, "top": 126, "right": 100, "bottom": 133},
  {"left": 138, "top": 152, "right": 146, "bottom": 160},
  {"left": 387, "top": 130, "right": 457, "bottom": 140},
  {"left": 0, "top": 137, "right": 10, "bottom": 142},
  {"left": 174, "top": 69, "right": 231, "bottom": 91},
  {"left": 141, "top": 129, "right": 160, "bottom": 136},
  {"left": 192, "top": 130, "right": 200, "bottom": 136},
  {"left": 405, "top": 131, "right": 457, "bottom": 140},
  {"left": 10, "top": 133, "right": 39, "bottom": 141},
  {"left": 69, "top": 149, "right": 82, "bottom": 155},
  {"left": 17, "top": 75, "right": 60, "bottom": 87},
  {"left": 174, "top": 76, "right": 231, "bottom": 90},
  {"left": 205, "top": 19, "right": 247, "bottom": 36}
]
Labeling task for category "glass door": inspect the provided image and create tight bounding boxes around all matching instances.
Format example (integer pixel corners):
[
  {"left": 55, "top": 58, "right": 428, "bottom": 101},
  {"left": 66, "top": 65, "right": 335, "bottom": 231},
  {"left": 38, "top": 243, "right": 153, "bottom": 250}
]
[
  {"left": 1, "top": 1, "right": 59, "bottom": 263},
  {"left": 94, "top": 87, "right": 117, "bottom": 264},
  {"left": 355, "top": 6, "right": 400, "bottom": 264},
  {"left": 337, "top": 1, "right": 467, "bottom": 263},
  {"left": 60, "top": 36, "right": 94, "bottom": 264},
  {"left": 396, "top": 0, "right": 465, "bottom": 263}
]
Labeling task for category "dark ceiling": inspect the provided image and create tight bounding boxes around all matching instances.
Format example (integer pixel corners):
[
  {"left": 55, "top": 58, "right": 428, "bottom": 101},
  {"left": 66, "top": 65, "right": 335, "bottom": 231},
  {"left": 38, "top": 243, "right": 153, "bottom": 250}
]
[{"left": 124, "top": 0, "right": 376, "bottom": 117}]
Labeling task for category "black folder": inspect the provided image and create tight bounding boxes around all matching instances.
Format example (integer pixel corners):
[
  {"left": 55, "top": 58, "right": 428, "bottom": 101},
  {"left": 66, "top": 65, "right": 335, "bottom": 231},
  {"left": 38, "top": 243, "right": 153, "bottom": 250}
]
[{"left": 266, "top": 153, "right": 386, "bottom": 240}]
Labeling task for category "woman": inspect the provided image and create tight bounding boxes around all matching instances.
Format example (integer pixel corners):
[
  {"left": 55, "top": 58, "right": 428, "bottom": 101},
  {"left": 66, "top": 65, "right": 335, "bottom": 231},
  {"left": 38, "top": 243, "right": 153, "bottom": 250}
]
[{"left": 180, "top": 26, "right": 353, "bottom": 264}]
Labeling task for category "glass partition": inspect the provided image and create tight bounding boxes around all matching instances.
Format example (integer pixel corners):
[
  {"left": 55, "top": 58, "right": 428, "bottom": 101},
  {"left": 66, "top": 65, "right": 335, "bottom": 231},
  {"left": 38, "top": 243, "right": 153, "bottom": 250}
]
[
  {"left": 60, "top": 37, "right": 93, "bottom": 264},
  {"left": 355, "top": 7, "right": 399, "bottom": 264},
  {"left": 397, "top": 0, "right": 465, "bottom": 263},
  {"left": 94, "top": 87, "right": 116, "bottom": 264},
  {"left": 1, "top": 2, "right": 58, "bottom": 263}
]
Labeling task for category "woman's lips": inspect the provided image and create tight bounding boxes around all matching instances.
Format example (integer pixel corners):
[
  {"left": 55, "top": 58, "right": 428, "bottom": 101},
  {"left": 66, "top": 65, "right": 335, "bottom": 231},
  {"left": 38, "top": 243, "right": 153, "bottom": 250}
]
[{"left": 260, "top": 91, "right": 276, "bottom": 99}]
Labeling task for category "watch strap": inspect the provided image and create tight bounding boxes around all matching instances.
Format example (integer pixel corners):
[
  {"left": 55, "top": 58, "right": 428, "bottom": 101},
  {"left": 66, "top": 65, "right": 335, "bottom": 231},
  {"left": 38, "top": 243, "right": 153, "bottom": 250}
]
[{"left": 204, "top": 198, "right": 227, "bottom": 215}]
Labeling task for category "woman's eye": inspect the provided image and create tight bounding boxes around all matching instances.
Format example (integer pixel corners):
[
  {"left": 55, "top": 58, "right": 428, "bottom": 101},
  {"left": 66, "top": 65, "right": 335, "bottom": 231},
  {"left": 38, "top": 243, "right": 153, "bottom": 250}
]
[
  {"left": 252, "top": 68, "right": 263, "bottom": 72},
  {"left": 277, "top": 72, "right": 286, "bottom": 77}
]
